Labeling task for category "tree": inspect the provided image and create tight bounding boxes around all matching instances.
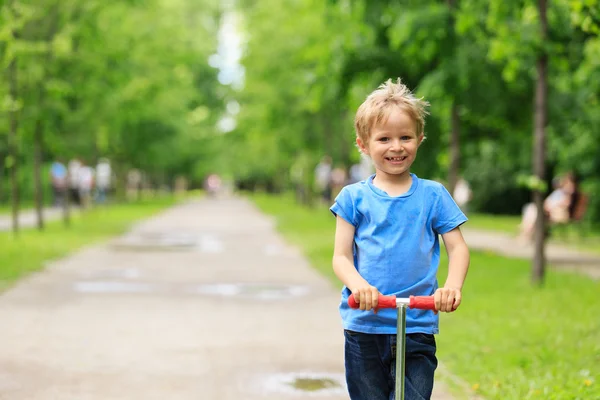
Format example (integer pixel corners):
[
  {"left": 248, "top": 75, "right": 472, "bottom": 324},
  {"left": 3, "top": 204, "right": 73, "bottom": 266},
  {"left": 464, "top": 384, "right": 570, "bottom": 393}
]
[{"left": 531, "top": 0, "right": 548, "bottom": 284}]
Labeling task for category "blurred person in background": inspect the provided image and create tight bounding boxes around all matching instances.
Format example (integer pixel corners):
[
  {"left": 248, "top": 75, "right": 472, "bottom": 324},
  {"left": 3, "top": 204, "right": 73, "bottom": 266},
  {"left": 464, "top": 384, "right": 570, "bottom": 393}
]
[
  {"left": 330, "top": 165, "right": 348, "bottom": 200},
  {"left": 67, "top": 158, "right": 82, "bottom": 206},
  {"left": 453, "top": 177, "right": 473, "bottom": 214},
  {"left": 50, "top": 159, "right": 67, "bottom": 207},
  {"left": 205, "top": 173, "right": 222, "bottom": 197},
  {"left": 95, "top": 158, "right": 112, "bottom": 204},
  {"left": 349, "top": 155, "right": 374, "bottom": 184},
  {"left": 127, "top": 168, "right": 142, "bottom": 201},
  {"left": 174, "top": 176, "right": 188, "bottom": 196},
  {"left": 78, "top": 160, "right": 94, "bottom": 209},
  {"left": 518, "top": 172, "right": 580, "bottom": 242},
  {"left": 314, "top": 155, "right": 332, "bottom": 204}
]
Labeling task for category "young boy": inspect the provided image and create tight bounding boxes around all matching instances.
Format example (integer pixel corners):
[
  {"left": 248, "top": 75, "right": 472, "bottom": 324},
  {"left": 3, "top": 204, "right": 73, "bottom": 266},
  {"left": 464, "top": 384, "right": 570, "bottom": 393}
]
[{"left": 330, "top": 78, "right": 470, "bottom": 400}]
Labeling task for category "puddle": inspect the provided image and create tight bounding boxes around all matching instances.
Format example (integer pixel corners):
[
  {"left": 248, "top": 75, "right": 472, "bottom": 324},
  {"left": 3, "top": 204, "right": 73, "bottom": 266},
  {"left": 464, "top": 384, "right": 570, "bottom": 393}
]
[
  {"left": 112, "top": 232, "right": 227, "bottom": 253},
  {"left": 73, "top": 281, "right": 155, "bottom": 294},
  {"left": 112, "top": 232, "right": 198, "bottom": 250},
  {"left": 291, "top": 378, "right": 340, "bottom": 391},
  {"left": 80, "top": 268, "right": 141, "bottom": 280},
  {"left": 196, "top": 235, "right": 224, "bottom": 253},
  {"left": 262, "top": 372, "right": 346, "bottom": 396},
  {"left": 190, "top": 283, "right": 310, "bottom": 300}
]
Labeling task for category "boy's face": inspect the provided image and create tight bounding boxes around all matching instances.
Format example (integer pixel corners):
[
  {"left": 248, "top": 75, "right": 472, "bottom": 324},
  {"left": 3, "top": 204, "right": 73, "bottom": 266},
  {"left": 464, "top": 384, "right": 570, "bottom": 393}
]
[{"left": 356, "top": 108, "right": 423, "bottom": 180}]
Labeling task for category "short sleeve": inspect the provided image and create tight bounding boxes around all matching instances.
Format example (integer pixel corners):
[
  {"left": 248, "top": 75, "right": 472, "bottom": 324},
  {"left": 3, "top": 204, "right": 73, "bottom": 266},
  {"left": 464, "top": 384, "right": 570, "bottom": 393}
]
[
  {"left": 330, "top": 187, "right": 357, "bottom": 226},
  {"left": 432, "top": 185, "right": 468, "bottom": 234}
]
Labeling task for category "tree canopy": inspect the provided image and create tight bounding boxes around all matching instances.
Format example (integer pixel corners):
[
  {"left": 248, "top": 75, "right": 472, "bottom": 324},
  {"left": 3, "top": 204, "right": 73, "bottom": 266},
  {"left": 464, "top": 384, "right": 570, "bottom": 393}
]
[{"left": 2, "top": 0, "right": 599, "bottom": 226}]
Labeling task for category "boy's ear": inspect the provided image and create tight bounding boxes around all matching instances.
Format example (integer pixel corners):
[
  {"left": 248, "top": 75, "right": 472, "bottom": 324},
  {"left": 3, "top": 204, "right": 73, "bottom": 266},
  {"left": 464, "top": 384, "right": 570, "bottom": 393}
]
[
  {"left": 356, "top": 137, "right": 369, "bottom": 155},
  {"left": 417, "top": 134, "right": 425, "bottom": 146}
]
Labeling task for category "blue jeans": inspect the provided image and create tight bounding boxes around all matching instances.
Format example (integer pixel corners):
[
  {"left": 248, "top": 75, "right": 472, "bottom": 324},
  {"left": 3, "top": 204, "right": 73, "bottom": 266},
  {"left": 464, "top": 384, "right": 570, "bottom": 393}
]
[{"left": 344, "top": 330, "right": 437, "bottom": 400}]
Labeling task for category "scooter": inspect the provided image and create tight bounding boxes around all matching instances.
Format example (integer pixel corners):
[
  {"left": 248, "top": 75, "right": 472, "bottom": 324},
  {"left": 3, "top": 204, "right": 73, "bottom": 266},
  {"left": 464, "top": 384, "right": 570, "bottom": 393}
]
[{"left": 348, "top": 294, "right": 438, "bottom": 400}]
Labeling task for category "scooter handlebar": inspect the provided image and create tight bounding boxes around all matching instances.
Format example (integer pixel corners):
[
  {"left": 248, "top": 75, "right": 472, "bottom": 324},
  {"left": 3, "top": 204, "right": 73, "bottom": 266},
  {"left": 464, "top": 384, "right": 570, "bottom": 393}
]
[
  {"left": 347, "top": 295, "right": 437, "bottom": 311},
  {"left": 408, "top": 295, "right": 437, "bottom": 310}
]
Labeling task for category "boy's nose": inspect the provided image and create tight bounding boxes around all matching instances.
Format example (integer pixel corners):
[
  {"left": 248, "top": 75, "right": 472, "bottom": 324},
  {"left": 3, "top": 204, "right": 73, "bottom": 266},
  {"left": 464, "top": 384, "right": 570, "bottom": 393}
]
[{"left": 390, "top": 139, "right": 403, "bottom": 150}]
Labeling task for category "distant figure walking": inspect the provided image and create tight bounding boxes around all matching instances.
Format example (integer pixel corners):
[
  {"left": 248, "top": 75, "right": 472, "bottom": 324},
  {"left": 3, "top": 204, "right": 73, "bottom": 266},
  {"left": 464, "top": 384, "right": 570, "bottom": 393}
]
[
  {"left": 50, "top": 159, "right": 67, "bottom": 207},
  {"left": 127, "top": 169, "right": 142, "bottom": 201},
  {"left": 67, "top": 158, "right": 82, "bottom": 206},
  {"left": 349, "top": 156, "right": 374, "bottom": 184},
  {"left": 78, "top": 161, "right": 95, "bottom": 209},
  {"left": 314, "top": 155, "right": 332, "bottom": 204},
  {"left": 95, "top": 158, "right": 112, "bottom": 204},
  {"left": 453, "top": 177, "right": 473, "bottom": 214}
]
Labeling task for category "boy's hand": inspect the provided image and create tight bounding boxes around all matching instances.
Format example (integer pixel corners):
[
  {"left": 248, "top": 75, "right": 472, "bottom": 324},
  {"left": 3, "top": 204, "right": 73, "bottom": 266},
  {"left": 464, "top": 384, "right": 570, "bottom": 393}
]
[
  {"left": 351, "top": 285, "right": 380, "bottom": 312},
  {"left": 434, "top": 287, "right": 461, "bottom": 313}
]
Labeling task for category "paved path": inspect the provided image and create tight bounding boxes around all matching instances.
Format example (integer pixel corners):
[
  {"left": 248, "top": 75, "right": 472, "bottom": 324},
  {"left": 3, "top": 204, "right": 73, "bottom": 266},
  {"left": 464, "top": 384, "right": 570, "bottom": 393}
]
[
  {"left": 4, "top": 205, "right": 599, "bottom": 279},
  {"left": 461, "top": 228, "right": 600, "bottom": 279},
  {"left": 0, "top": 197, "right": 456, "bottom": 399}
]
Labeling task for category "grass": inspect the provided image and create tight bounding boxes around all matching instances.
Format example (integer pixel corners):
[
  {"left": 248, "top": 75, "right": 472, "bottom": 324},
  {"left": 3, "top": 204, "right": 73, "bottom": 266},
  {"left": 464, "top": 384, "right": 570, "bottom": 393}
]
[
  {"left": 466, "top": 213, "right": 522, "bottom": 234},
  {"left": 250, "top": 192, "right": 600, "bottom": 400},
  {"left": 0, "top": 201, "right": 36, "bottom": 214},
  {"left": 0, "top": 196, "right": 179, "bottom": 290}
]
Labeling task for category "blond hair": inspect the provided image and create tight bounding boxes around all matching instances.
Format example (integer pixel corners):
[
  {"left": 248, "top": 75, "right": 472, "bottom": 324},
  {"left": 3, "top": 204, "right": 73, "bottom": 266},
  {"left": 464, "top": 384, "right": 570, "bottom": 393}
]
[{"left": 354, "top": 78, "right": 429, "bottom": 146}]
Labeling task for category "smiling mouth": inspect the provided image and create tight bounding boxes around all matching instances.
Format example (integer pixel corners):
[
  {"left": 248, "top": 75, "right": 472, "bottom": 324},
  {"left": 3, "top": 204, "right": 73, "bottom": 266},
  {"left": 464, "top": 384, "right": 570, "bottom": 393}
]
[{"left": 386, "top": 156, "right": 407, "bottom": 162}]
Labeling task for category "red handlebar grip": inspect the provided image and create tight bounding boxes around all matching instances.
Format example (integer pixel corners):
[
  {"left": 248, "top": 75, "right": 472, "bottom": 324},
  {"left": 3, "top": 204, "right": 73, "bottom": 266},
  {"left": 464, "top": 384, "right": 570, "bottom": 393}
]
[
  {"left": 409, "top": 295, "right": 436, "bottom": 310},
  {"left": 378, "top": 295, "right": 397, "bottom": 308},
  {"left": 347, "top": 295, "right": 359, "bottom": 309},
  {"left": 347, "top": 294, "right": 397, "bottom": 309}
]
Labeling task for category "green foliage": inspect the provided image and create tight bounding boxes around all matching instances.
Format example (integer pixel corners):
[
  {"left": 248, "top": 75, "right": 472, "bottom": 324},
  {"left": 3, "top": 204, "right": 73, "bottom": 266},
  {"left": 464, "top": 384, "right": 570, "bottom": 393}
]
[
  {"left": 0, "top": 0, "right": 224, "bottom": 202},
  {"left": 3, "top": 0, "right": 600, "bottom": 226},
  {"left": 232, "top": 0, "right": 600, "bottom": 227},
  {"left": 14, "top": 161, "right": 52, "bottom": 204}
]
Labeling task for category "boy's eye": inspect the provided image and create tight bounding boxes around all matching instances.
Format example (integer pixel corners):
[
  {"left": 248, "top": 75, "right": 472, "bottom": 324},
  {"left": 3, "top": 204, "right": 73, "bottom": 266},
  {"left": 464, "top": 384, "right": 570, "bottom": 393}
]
[
  {"left": 378, "top": 137, "right": 389, "bottom": 142},
  {"left": 401, "top": 136, "right": 412, "bottom": 141}
]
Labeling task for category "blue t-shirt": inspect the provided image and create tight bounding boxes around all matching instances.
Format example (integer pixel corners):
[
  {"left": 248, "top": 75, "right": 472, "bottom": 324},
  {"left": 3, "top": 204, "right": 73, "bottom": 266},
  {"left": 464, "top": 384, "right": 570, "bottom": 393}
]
[
  {"left": 330, "top": 173, "right": 467, "bottom": 334},
  {"left": 51, "top": 162, "right": 67, "bottom": 179}
]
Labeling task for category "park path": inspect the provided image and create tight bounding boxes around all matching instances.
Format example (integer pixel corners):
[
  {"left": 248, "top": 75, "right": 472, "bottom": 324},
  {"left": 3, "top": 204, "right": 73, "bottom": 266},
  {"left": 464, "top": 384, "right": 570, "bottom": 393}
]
[
  {"left": 461, "top": 229, "right": 600, "bottom": 279},
  {"left": 0, "top": 197, "right": 458, "bottom": 399},
  {"left": 3, "top": 205, "right": 599, "bottom": 279}
]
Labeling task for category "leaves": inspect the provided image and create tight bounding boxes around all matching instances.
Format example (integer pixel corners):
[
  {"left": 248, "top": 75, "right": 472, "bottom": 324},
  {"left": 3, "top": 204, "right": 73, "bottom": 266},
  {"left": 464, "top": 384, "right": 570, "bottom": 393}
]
[{"left": 0, "top": 0, "right": 224, "bottom": 197}]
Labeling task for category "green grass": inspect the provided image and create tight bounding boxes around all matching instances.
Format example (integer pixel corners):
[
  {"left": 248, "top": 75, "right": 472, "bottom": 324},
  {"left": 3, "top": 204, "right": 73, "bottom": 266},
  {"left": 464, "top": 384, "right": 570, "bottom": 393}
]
[
  {"left": 0, "top": 201, "right": 36, "bottom": 214},
  {"left": 250, "top": 193, "right": 600, "bottom": 400},
  {"left": 467, "top": 213, "right": 523, "bottom": 234},
  {"left": 0, "top": 197, "right": 179, "bottom": 289}
]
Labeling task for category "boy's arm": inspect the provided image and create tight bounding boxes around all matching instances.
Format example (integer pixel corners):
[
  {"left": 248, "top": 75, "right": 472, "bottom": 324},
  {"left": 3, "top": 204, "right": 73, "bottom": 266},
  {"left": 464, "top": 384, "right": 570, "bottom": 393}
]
[
  {"left": 438, "top": 227, "right": 470, "bottom": 313},
  {"left": 332, "top": 216, "right": 379, "bottom": 311}
]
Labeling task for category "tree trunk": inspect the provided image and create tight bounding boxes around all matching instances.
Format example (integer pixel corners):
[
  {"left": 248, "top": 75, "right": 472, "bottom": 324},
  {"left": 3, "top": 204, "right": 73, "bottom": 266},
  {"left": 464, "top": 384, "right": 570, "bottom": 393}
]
[
  {"left": 531, "top": 0, "right": 548, "bottom": 284},
  {"left": 323, "top": 112, "right": 333, "bottom": 160},
  {"left": 63, "top": 178, "right": 71, "bottom": 227},
  {"left": 0, "top": 156, "right": 4, "bottom": 203},
  {"left": 33, "top": 10, "right": 59, "bottom": 231},
  {"left": 34, "top": 117, "right": 45, "bottom": 230},
  {"left": 447, "top": 102, "right": 460, "bottom": 194},
  {"left": 446, "top": 0, "right": 460, "bottom": 195},
  {"left": 8, "top": 58, "right": 20, "bottom": 236}
]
